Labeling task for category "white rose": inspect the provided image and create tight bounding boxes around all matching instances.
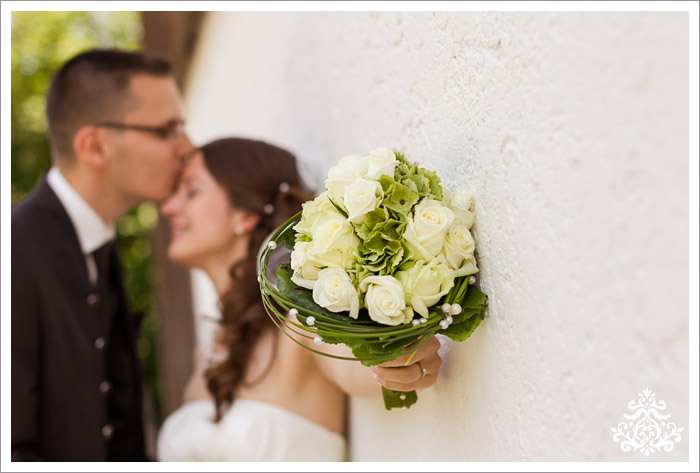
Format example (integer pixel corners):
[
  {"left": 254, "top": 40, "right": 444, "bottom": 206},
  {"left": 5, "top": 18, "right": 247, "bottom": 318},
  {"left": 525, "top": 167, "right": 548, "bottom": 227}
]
[
  {"left": 446, "top": 188, "right": 475, "bottom": 229},
  {"left": 312, "top": 268, "right": 359, "bottom": 319},
  {"left": 364, "top": 147, "right": 397, "bottom": 180},
  {"left": 396, "top": 257, "right": 455, "bottom": 318},
  {"left": 311, "top": 211, "right": 354, "bottom": 253},
  {"left": 325, "top": 155, "right": 369, "bottom": 205},
  {"left": 455, "top": 256, "right": 478, "bottom": 278},
  {"left": 343, "top": 178, "right": 383, "bottom": 223},
  {"left": 290, "top": 241, "right": 323, "bottom": 290},
  {"left": 359, "top": 275, "right": 413, "bottom": 326},
  {"left": 294, "top": 191, "right": 337, "bottom": 240},
  {"left": 308, "top": 210, "right": 357, "bottom": 269},
  {"left": 290, "top": 241, "right": 310, "bottom": 273},
  {"left": 404, "top": 198, "right": 455, "bottom": 260},
  {"left": 441, "top": 224, "right": 478, "bottom": 277}
]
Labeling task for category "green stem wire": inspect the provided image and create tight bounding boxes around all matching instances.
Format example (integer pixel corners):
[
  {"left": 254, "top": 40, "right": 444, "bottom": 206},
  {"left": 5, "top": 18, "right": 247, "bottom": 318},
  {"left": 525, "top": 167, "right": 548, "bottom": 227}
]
[
  {"left": 261, "top": 283, "right": 413, "bottom": 364},
  {"left": 264, "top": 283, "right": 441, "bottom": 338}
]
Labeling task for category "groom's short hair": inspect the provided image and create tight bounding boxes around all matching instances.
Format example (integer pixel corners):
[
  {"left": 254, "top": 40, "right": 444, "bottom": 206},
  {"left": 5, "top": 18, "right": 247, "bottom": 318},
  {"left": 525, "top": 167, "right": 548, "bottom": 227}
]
[{"left": 45, "top": 48, "right": 172, "bottom": 163}]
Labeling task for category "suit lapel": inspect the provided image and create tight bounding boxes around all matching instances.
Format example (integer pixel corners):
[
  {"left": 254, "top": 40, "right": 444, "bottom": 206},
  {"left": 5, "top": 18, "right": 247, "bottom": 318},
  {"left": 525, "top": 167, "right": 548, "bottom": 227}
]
[
  {"left": 31, "top": 178, "right": 92, "bottom": 291},
  {"left": 32, "top": 176, "right": 137, "bottom": 339}
]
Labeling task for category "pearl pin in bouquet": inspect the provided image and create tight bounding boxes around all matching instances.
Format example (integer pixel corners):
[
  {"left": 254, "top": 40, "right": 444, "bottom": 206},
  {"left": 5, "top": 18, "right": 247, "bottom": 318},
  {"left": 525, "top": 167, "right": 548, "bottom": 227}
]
[{"left": 258, "top": 147, "right": 487, "bottom": 409}]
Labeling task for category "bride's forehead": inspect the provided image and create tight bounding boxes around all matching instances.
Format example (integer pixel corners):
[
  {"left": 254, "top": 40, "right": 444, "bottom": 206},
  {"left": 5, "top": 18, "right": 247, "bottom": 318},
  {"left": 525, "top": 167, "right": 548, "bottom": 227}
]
[{"left": 182, "top": 152, "right": 208, "bottom": 176}]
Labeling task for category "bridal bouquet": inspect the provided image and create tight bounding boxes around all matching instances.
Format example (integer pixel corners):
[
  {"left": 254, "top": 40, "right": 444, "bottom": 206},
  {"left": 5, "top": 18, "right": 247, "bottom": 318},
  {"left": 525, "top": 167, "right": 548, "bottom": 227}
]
[{"left": 258, "top": 147, "right": 488, "bottom": 409}]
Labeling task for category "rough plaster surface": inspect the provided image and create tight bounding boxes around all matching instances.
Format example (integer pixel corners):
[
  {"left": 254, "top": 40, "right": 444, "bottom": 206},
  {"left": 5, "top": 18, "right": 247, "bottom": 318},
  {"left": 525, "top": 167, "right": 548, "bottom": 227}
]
[{"left": 182, "top": 12, "right": 689, "bottom": 461}]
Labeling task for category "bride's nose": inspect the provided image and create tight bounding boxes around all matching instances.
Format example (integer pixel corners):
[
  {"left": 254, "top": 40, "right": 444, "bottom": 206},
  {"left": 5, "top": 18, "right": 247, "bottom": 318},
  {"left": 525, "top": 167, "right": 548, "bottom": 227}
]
[{"left": 160, "top": 192, "right": 181, "bottom": 218}]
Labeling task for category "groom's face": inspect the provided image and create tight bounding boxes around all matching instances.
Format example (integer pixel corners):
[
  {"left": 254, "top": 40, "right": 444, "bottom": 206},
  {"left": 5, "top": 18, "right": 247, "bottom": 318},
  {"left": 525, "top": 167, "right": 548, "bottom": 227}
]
[{"left": 103, "top": 74, "right": 194, "bottom": 204}]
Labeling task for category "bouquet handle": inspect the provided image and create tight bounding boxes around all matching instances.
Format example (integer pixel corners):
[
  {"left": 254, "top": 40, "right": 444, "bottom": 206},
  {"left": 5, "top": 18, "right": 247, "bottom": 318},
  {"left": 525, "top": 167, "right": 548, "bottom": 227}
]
[{"left": 381, "top": 387, "right": 418, "bottom": 410}]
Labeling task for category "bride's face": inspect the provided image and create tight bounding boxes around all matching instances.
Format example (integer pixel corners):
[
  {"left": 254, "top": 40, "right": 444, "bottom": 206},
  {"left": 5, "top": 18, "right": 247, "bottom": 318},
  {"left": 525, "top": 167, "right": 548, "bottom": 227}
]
[{"left": 160, "top": 152, "right": 240, "bottom": 268}]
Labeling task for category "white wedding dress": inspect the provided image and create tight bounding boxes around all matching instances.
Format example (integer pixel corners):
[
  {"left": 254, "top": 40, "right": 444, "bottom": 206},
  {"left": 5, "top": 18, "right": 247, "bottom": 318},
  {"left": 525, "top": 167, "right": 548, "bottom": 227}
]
[{"left": 157, "top": 398, "right": 347, "bottom": 462}]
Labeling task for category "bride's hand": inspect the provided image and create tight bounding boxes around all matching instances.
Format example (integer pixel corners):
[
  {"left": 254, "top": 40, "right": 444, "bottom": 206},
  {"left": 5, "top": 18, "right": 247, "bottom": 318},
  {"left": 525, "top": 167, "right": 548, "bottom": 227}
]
[
  {"left": 370, "top": 336, "right": 443, "bottom": 392},
  {"left": 310, "top": 335, "right": 444, "bottom": 397}
]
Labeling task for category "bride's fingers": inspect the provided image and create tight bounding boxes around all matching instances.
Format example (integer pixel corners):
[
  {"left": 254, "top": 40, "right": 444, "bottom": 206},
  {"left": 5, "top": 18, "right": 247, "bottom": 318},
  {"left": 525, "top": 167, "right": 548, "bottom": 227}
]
[
  {"left": 376, "top": 336, "right": 441, "bottom": 368},
  {"left": 371, "top": 350, "right": 442, "bottom": 390},
  {"left": 372, "top": 353, "right": 441, "bottom": 383},
  {"left": 373, "top": 370, "right": 439, "bottom": 392},
  {"left": 367, "top": 336, "right": 444, "bottom": 391},
  {"left": 371, "top": 364, "right": 422, "bottom": 385}
]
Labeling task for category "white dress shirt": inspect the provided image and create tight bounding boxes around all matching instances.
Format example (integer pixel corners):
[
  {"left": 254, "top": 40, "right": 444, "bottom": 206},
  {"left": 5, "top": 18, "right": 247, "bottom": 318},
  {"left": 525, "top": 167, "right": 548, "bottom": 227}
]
[{"left": 46, "top": 167, "right": 115, "bottom": 285}]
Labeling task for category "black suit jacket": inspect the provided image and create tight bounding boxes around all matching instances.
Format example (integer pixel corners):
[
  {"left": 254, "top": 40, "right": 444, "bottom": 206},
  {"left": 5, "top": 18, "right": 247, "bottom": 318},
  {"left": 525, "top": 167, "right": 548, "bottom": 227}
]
[{"left": 11, "top": 177, "right": 147, "bottom": 461}]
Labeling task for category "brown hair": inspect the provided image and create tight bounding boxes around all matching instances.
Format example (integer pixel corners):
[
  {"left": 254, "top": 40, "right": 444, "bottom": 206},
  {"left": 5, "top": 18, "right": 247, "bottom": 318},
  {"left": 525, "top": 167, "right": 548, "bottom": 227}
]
[
  {"left": 200, "top": 137, "right": 314, "bottom": 421},
  {"left": 45, "top": 48, "right": 172, "bottom": 162}
]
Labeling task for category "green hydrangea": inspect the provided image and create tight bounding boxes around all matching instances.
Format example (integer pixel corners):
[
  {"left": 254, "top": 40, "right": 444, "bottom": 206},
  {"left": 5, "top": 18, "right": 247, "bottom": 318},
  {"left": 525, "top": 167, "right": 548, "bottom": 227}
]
[
  {"left": 394, "top": 152, "right": 443, "bottom": 202},
  {"left": 378, "top": 175, "right": 419, "bottom": 215},
  {"left": 353, "top": 206, "right": 407, "bottom": 278}
]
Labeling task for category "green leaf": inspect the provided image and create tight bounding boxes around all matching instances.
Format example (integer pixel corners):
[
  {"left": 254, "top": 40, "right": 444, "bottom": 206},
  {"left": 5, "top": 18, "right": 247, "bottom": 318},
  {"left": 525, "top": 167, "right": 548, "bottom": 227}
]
[
  {"left": 440, "top": 314, "right": 484, "bottom": 342},
  {"left": 462, "top": 285, "right": 488, "bottom": 309},
  {"left": 449, "top": 285, "right": 488, "bottom": 324},
  {"left": 350, "top": 344, "right": 390, "bottom": 367},
  {"left": 450, "top": 307, "right": 481, "bottom": 325},
  {"left": 382, "top": 387, "right": 418, "bottom": 410},
  {"left": 282, "top": 225, "right": 297, "bottom": 250}
]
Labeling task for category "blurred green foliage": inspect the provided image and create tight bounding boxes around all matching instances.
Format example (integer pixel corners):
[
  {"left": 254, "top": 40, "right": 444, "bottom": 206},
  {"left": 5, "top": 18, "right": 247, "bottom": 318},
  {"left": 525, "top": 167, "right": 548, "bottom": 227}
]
[{"left": 11, "top": 12, "right": 163, "bottom": 419}]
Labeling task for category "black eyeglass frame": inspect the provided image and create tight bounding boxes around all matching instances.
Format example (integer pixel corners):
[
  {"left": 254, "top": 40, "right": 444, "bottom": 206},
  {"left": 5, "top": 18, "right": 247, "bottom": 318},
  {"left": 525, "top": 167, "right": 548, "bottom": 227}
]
[{"left": 94, "top": 119, "right": 186, "bottom": 140}]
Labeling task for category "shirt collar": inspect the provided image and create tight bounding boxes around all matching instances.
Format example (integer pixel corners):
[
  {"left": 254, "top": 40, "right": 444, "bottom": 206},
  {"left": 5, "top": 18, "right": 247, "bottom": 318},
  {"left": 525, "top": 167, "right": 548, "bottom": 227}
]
[{"left": 46, "top": 167, "right": 116, "bottom": 254}]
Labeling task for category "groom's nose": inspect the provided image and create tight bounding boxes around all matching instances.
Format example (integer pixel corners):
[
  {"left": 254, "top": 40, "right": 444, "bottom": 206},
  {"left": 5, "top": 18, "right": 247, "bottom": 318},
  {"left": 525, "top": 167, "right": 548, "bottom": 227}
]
[{"left": 175, "top": 132, "right": 195, "bottom": 163}]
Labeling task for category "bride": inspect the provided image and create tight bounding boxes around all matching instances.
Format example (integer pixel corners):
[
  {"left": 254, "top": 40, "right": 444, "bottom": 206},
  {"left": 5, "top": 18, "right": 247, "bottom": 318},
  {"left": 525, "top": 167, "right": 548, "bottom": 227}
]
[{"left": 156, "top": 138, "right": 442, "bottom": 461}]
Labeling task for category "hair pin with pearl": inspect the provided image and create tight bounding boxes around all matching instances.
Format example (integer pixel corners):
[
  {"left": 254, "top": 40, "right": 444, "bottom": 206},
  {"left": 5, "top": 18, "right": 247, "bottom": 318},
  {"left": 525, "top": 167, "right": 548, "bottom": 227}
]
[
  {"left": 279, "top": 182, "right": 290, "bottom": 192},
  {"left": 263, "top": 203, "right": 275, "bottom": 214}
]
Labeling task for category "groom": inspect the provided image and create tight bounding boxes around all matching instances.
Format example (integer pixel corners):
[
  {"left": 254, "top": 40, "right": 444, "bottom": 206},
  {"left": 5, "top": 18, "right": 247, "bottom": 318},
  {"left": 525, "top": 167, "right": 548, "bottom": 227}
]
[{"left": 11, "top": 49, "right": 194, "bottom": 461}]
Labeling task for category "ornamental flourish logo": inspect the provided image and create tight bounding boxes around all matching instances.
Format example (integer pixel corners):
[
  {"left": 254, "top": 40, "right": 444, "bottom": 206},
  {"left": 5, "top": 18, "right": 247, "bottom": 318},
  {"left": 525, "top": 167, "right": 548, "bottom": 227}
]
[{"left": 611, "top": 388, "right": 683, "bottom": 456}]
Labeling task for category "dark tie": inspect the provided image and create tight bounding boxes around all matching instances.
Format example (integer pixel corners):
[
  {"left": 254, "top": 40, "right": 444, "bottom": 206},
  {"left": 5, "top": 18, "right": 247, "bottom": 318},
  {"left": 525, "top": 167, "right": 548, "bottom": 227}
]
[{"left": 92, "top": 241, "right": 115, "bottom": 289}]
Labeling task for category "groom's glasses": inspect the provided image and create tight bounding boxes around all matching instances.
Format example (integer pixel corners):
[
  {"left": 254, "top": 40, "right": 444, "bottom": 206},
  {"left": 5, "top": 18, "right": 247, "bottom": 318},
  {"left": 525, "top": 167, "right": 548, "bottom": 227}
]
[{"left": 95, "top": 119, "right": 186, "bottom": 140}]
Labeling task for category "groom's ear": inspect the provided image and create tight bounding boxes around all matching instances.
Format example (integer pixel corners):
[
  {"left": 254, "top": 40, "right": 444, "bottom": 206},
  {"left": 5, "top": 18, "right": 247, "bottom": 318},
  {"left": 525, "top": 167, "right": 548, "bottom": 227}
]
[{"left": 73, "top": 125, "right": 108, "bottom": 169}]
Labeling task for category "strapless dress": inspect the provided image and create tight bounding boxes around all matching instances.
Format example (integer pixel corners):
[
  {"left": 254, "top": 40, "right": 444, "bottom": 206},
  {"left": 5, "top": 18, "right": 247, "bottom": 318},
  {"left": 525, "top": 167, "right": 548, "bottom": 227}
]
[{"left": 157, "top": 398, "right": 347, "bottom": 462}]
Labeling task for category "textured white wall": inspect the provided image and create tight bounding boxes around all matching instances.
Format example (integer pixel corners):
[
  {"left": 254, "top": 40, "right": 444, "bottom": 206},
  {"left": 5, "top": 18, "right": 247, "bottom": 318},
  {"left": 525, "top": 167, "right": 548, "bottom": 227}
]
[{"left": 182, "top": 11, "right": 689, "bottom": 461}]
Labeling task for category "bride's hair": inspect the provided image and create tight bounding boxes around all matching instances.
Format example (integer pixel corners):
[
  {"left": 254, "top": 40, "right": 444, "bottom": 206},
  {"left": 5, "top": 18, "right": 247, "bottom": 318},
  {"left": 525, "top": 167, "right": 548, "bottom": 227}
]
[{"left": 199, "top": 137, "right": 314, "bottom": 421}]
